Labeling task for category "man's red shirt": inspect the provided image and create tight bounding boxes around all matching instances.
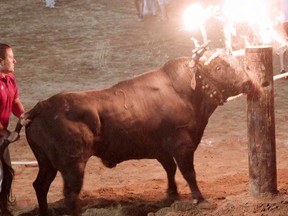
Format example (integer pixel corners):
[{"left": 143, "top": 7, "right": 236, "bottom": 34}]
[{"left": 0, "top": 73, "right": 19, "bottom": 128}]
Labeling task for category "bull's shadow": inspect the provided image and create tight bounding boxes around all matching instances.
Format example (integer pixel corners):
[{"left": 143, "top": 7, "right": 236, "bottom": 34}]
[{"left": 16, "top": 197, "right": 193, "bottom": 216}]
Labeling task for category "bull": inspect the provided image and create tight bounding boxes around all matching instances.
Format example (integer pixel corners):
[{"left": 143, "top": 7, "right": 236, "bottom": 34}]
[{"left": 0, "top": 44, "right": 255, "bottom": 215}]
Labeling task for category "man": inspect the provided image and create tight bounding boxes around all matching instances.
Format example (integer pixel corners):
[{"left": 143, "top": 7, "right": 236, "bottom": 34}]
[
  {"left": 157, "top": 0, "right": 170, "bottom": 21},
  {"left": 280, "top": 0, "right": 288, "bottom": 76},
  {"left": 143, "top": 0, "right": 157, "bottom": 16},
  {"left": 45, "top": 0, "right": 56, "bottom": 8},
  {"left": 134, "top": 0, "right": 144, "bottom": 21},
  {"left": 282, "top": 0, "right": 288, "bottom": 39},
  {"left": 0, "top": 43, "right": 24, "bottom": 214}
]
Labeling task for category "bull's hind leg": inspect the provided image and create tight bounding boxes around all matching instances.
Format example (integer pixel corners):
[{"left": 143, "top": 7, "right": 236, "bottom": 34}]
[
  {"left": 60, "top": 161, "right": 86, "bottom": 216},
  {"left": 157, "top": 155, "right": 178, "bottom": 198},
  {"left": 33, "top": 159, "right": 57, "bottom": 215},
  {"left": 173, "top": 143, "right": 204, "bottom": 203}
]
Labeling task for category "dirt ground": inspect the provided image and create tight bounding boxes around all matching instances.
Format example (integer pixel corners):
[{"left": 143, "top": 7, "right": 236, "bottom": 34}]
[{"left": 1, "top": 0, "right": 288, "bottom": 215}]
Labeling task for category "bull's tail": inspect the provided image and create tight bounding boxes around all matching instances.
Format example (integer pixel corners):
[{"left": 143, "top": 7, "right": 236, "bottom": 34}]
[
  {"left": 0, "top": 116, "right": 29, "bottom": 215},
  {"left": 0, "top": 101, "right": 44, "bottom": 214}
]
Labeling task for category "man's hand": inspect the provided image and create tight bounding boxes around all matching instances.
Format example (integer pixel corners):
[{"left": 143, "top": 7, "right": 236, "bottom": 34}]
[
  {"left": 7, "top": 131, "right": 20, "bottom": 143},
  {"left": 0, "top": 128, "right": 9, "bottom": 138}
]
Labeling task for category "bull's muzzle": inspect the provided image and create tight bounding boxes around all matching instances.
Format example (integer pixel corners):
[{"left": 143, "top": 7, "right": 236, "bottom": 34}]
[{"left": 242, "top": 80, "right": 257, "bottom": 95}]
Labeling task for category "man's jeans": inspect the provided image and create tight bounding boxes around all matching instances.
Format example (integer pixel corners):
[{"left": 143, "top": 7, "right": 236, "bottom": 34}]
[{"left": 0, "top": 134, "right": 11, "bottom": 193}]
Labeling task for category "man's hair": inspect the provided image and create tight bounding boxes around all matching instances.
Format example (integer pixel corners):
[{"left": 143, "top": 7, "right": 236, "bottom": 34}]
[{"left": 0, "top": 43, "right": 11, "bottom": 60}]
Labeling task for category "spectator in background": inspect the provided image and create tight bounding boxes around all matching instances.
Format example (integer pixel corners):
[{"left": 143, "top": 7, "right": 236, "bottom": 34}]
[
  {"left": 282, "top": 0, "right": 288, "bottom": 40},
  {"left": 280, "top": 0, "right": 288, "bottom": 75},
  {"left": 45, "top": 0, "right": 56, "bottom": 8},
  {"left": 144, "top": 0, "right": 157, "bottom": 17},
  {"left": 158, "top": 0, "right": 170, "bottom": 21},
  {"left": 135, "top": 0, "right": 144, "bottom": 21}
]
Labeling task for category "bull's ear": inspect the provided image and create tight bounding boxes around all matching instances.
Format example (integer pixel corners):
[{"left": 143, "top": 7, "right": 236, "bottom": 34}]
[
  {"left": 189, "top": 60, "right": 196, "bottom": 68},
  {"left": 191, "top": 72, "right": 196, "bottom": 90},
  {"left": 188, "top": 61, "right": 197, "bottom": 90}
]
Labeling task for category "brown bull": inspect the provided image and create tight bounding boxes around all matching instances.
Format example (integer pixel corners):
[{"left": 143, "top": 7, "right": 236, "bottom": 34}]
[{"left": 0, "top": 45, "right": 254, "bottom": 215}]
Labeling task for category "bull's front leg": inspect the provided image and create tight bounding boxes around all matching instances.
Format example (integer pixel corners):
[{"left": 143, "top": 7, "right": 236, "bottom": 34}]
[
  {"left": 157, "top": 154, "right": 179, "bottom": 198},
  {"left": 172, "top": 138, "right": 204, "bottom": 203}
]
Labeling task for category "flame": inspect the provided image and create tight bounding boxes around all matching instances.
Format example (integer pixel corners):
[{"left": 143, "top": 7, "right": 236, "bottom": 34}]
[
  {"left": 183, "top": 4, "right": 207, "bottom": 31},
  {"left": 183, "top": 4, "right": 220, "bottom": 30},
  {"left": 183, "top": 4, "right": 219, "bottom": 43},
  {"left": 222, "top": 0, "right": 285, "bottom": 47},
  {"left": 222, "top": 0, "right": 267, "bottom": 24},
  {"left": 183, "top": 0, "right": 287, "bottom": 57}
]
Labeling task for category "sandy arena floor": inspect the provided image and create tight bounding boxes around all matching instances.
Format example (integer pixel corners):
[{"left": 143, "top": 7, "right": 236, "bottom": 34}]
[{"left": 1, "top": 0, "right": 288, "bottom": 215}]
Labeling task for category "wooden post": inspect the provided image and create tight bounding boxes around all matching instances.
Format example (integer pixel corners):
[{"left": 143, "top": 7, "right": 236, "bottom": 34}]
[{"left": 245, "top": 46, "right": 277, "bottom": 196}]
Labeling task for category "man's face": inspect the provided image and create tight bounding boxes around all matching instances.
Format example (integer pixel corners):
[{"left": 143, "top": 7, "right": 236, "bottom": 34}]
[{"left": 0, "top": 48, "right": 16, "bottom": 74}]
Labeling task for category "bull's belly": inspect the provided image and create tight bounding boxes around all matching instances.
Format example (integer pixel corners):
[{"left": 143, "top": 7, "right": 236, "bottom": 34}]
[{"left": 94, "top": 138, "right": 167, "bottom": 168}]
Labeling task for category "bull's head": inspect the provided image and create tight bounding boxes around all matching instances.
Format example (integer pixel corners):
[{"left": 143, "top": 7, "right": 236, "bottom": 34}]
[{"left": 190, "top": 46, "right": 254, "bottom": 105}]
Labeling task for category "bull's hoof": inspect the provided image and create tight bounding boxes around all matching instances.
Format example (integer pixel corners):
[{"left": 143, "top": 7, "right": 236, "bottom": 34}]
[
  {"left": 167, "top": 194, "right": 180, "bottom": 202},
  {"left": 167, "top": 190, "right": 180, "bottom": 201},
  {"left": 197, "top": 199, "right": 217, "bottom": 210},
  {"left": 38, "top": 207, "right": 57, "bottom": 216},
  {"left": 192, "top": 195, "right": 205, "bottom": 205}
]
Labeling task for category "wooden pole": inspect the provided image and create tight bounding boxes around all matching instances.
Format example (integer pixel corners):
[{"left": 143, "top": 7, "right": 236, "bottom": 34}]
[{"left": 245, "top": 46, "right": 277, "bottom": 196}]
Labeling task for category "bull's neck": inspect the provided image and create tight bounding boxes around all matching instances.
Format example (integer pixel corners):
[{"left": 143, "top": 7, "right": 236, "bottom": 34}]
[
  {"left": 200, "top": 96, "right": 218, "bottom": 120},
  {"left": 195, "top": 68, "right": 226, "bottom": 106},
  {"left": 189, "top": 90, "right": 218, "bottom": 146},
  {"left": 193, "top": 83, "right": 219, "bottom": 128}
]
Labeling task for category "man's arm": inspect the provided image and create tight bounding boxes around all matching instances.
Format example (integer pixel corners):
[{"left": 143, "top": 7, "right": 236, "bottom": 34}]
[{"left": 12, "top": 98, "right": 25, "bottom": 118}]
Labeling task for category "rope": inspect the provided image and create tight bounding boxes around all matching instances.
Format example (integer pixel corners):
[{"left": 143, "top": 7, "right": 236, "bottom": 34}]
[
  {"left": 11, "top": 161, "right": 38, "bottom": 166},
  {"left": 274, "top": 71, "right": 288, "bottom": 81}
]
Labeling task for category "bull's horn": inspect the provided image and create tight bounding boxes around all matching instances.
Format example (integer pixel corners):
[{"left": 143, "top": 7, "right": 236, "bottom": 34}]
[{"left": 192, "top": 40, "right": 211, "bottom": 63}]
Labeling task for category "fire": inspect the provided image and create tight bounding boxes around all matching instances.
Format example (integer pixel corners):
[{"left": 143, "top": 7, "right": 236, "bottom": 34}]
[
  {"left": 183, "top": 0, "right": 286, "bottom": 53},
  {"left": 183, "top": 4, "right": 218, "bottom": 44},
  {"left": 222, "top": 0, "right": 267, "bottom": 24},
  {"left": 222, "top": 0, "right": 285, "bottom": 48},
  {"left": 183, "top": 4, "right": 207, "bottom": 31}
]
